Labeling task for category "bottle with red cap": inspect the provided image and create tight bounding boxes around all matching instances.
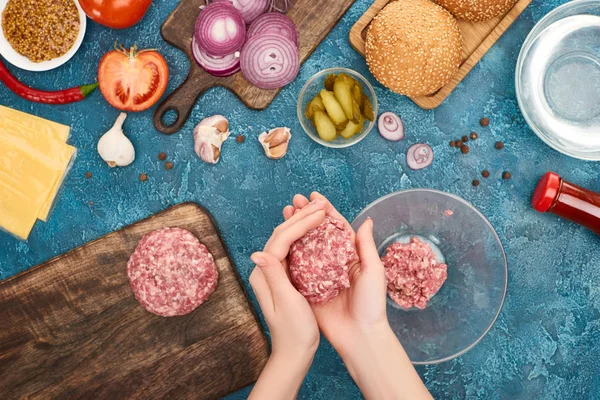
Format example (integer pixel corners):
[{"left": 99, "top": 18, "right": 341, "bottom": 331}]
[{"left": 533, "top": 172, "right": 600, "bottom": 235}]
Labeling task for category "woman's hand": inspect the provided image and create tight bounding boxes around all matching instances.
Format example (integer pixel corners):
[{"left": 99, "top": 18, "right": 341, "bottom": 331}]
[
  {"left": 248, "top": 200, "right": 327, "bottom": 400},
  {"left": 283, "top": 192, "right": 389, "bottom": 351},
  {"left": 284, "top": 193, "right": 432, "bottom": 400}
]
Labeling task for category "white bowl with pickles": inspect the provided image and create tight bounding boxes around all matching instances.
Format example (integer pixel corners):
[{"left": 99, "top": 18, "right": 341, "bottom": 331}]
[{"left": 298, "top": 68, "right": 378, "bottom": 148}]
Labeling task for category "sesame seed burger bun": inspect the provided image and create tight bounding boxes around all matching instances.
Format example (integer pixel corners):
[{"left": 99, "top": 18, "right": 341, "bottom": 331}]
[
  {"left": 365, "top": 0, "right": 462, "bottom": 97},
  {"left": 434, "top": 0, "right": 517, "bottom": 21}
]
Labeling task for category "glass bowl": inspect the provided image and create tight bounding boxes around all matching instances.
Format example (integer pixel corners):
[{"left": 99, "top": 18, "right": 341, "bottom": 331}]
[
  {"left": 351, "top": 189, "right": 508, "bottom": 365},
  {"left": 297, "top": 68, "right": 378, "bottom": 148},
  {"left": 516, "top": 0, "right": 600, "bottom": 160}
]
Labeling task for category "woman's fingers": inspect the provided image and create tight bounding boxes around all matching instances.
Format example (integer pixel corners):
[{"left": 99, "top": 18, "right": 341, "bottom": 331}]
[
  {"left": 249, "top": 267, "right": 274, "bottom": 316},
  {"left": 309, "top": 192, "right": 356, "bottom": 240},
  {"left": 283, "top": 206, "right": 295, "bottom": 220},
  {"left": 355, "top": 218, "right": 384, "bottom": 274},
  {"left": 265, "top": 210, "right": 326, "bottom": 261},
  {"left": 293, "top": 194, "right": 310, "bottom": 210},
  {"left": 275, "top": 199, "right": 325, "bottom": 232},
  {"left": 251, "top": 252, "right": 298, "bottom": 301}
]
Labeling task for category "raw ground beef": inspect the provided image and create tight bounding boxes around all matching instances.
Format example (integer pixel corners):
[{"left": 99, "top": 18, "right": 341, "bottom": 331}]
[
  {"left": 127, "top": 227, "right": 219, "bottom": 317},
  {"left": 289, "top": 217, "right": 358, "bottom": 305},
  {"left": 381, "top": 237, "right": 448, "bottom": 310}
]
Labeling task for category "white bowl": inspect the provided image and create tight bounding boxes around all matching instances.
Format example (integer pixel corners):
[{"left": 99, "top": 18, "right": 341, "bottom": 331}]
[{"left": 0, "top": 0, "right": 86, "bottom": 72}]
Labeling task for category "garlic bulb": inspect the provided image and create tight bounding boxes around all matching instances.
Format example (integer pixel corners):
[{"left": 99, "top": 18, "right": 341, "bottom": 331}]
[
  {"left": 97, "top": 113, "right": 135, "bottom": 168},
  {"left": 194, "top": 115, "right": 230, "bottom": 164}
]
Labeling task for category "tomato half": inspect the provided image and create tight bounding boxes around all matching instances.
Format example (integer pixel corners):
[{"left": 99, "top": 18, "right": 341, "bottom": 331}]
[
  {"left": 79, "top": 0, "right": 152, "bottom": 29},
  {"left": 98, "top": 45, "right": 169, "bottom": 112}
]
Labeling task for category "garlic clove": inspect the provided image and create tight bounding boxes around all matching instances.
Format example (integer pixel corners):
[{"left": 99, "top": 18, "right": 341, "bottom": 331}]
[
  {"left": 259, "top": 127, "right": 291, "bottom": 160},
  {"left": 97, "top": 113, "right": 135, "bottom": 168},
  {"left": 194, "top": 125, "right": 229, "bottom": 164},
  {"left": 199, "top": 115, "right": 229, "bottom": 134}
]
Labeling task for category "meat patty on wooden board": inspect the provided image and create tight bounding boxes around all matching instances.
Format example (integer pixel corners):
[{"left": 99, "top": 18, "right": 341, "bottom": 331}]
[
  {"left": 289, "top": 217, "right": 358, "bottom": 305},
  {"left": 127, "top": 227, "right": 219, "bottom": 317},
  {"left": 381, "top": 237, "right": 448, "bottom": 310}
]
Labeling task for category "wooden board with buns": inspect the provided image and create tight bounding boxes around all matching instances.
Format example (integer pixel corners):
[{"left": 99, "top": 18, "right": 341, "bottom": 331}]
[
  {"left": 0, "top": 203, "right": 269, "bottom": 400},
  {"left": 349, "top": 0, "right": 533, "bottom": 109}
]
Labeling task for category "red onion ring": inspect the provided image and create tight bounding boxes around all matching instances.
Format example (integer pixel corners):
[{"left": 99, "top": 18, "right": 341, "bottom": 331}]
[
  {"left": 207, "top": 0, "right": 269, "bottom": 24},
  {"left": 247, "top": 13, "right": 299, "bottom": 46},
  {"left": 192, "top": 37, "right": 240, "bottom": 77},
  {"left": 378, "top": 112, "right": 404, "bottom": 141},
  {"left": 195, "top": 2, "right": 246, "bottom": 57},
  {"left": 268, "top": 0, "right": 296, "bottom": 13},
  {"left": 240, "top": 33, "right": 299, "bottom": 89},
  {"left": 406, "top": 143, "right": 434, "bottom": 170}
]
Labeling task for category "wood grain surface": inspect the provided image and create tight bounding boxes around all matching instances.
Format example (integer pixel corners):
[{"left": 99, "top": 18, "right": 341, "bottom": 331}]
[
  {"left": 349, "top": 0, "right": 533, "bottom": 109},
  {"left": 154, "top": 0, "right": 357, "bottom": 134},
  {"left": 0, "top": 203, "right": 269, "bottom": 400}
]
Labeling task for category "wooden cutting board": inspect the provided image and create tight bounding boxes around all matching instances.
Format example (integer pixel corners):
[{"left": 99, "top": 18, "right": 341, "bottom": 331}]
[
  {"left": 154, "top": 0, "right": 356, "bottom": 134},
  {"left": 349, "top": 0, "right": 532, "bottom": 109},
  {"left": 0, "top": 203, "right": 269, "bottom": 399}
]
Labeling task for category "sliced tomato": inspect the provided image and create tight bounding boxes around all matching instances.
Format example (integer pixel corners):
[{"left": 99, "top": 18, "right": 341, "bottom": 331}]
[{"left": 98, "top": 45, "right": 169, "bottom": 112}]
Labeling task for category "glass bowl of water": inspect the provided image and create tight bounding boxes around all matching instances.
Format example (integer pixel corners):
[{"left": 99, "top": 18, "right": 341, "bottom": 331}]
[
  {"left": 351, "top": 189, "right": 507, "bottom": 364},
  {"left": 516, "top": 0, "right": 600, "bottom": 160}
]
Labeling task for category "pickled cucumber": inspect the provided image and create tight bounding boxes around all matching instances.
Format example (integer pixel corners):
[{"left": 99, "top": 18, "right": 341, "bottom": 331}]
[
  {"left": 320, "top": 90, "right": 348, "bottom": 126},
  {"left": 351, "top": 84, "right": 363, "bottom": 105},
  {"left": 351, "top": 97, "right": 362, "bottom": 124},
  {"left": 333, "top": 76, "right": 354, "bottom": 120},
  {"left": 314, "top": 111, "right": 337, "bottom": 141},
  {"left": 337, "top": 73, "right": 359, "bottom": 88},
  {"left": 324, "top": 74, "right": 336, "bottom": 91},
  {"left": 338, "top": 118, "right": 364, "bottom": 139},
  {"left": 361, "top": 94, "right": 375, "bottom": 122},
  {"left": 305, "top": 96, "right": 325, "bottom": 120}
]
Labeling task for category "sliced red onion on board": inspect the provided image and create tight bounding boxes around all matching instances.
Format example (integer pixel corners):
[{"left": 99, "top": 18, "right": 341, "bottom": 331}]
[
  {"left": 240, "top": 33, "right": 299, "bottom": 89},
  {"left": 192, "top": 37, "right": 240, "bottom": 77},
  {"left": 195, "top": 2, "right": 246, "bottom": 57},
  {"left": 207, "top": 0, "right": 269, "bottom": 24},
  {"left": 268, "top": 0, "right": 296, "bottom": 13},
  {"left": 378, "top": 112, "right": 404, "bottom": 141},
  {"left": 406, "top": 143, "right": 433, "bottom": 170},
  {"left": 247, "top": 13, "right": 299, "bottom": 46}
]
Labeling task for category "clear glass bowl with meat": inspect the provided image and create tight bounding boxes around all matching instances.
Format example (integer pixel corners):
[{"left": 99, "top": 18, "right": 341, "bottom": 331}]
[{"left": 351, "top": 189, "right": 507, "bottom": 365}]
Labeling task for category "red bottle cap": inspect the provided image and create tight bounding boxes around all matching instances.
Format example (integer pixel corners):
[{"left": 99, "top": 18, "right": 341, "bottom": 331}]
[{"left": 532, "top": 172, "right": 561, "bottom": 213}]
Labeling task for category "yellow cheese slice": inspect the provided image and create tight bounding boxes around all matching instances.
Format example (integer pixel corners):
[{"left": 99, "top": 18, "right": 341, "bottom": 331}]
[
  {"left": 0, "top": 106, "right": 70, "bottom": 142},
  {"left": 0, "top": 122, "right": 76, "bottom": 222},
  {"left": 0, "top": 181, "right": 41, "bottom": 241}
]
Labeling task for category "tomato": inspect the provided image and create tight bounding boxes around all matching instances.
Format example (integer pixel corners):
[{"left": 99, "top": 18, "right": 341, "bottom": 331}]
[
  {"left": 98, "top": 45, "right": 169, "bottom": 112},
  {"left": 79, "top": 0, "right": 152, "bottom": 29}
]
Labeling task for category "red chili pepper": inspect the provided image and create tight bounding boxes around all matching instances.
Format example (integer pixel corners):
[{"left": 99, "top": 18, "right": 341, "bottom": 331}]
[{"left": 0, "top": 59, "right": 98, "bottom": 104}]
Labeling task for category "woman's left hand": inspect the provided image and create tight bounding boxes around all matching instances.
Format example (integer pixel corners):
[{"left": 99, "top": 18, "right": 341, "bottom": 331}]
[{"left": 250, "top": 200, "right": 327, "bottom": 359}]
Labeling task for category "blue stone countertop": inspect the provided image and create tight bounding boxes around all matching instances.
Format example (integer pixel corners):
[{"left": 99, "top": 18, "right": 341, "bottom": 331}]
[{"left": 1, "top": 0, "right": 599, "bottom": 398}]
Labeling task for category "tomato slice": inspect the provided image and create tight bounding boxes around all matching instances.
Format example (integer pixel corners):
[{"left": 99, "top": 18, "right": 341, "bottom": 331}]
[{"left": 98, "top": 45, "right": 169, "bottom": 112}]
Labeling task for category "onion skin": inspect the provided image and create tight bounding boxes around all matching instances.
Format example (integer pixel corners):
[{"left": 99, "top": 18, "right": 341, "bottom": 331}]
[
  {"left": 406, "top": 143, "right": 433, "bottom": 170},
  {"left": 240, "top": 33, "right": 299, "bottom": 90},
  {"left": 378, "top": 112, "right": 405, "bottom": 141},
  {"left": 192, "top": 37, "right": 240, "bottom": 77},
  {"left": 195, "top": 2, "right": 246, "bottom": 57},
  {"left": 247, "top": 12, "right": 299, "bottom": 46}
]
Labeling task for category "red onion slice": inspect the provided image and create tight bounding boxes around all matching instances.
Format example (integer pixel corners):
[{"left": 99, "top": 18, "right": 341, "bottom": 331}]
[
  {"left": 207, "top": 0, "right": 269, "bottom": 24},
  {"left": 378, "top": 112, "right": 404, "bottom": 141},
  {"left": 268, "top": 0, "right": 296, "bottom": 12},
  {"left": 248, "top": 13, "right": 299, "bottom": 46},
  {"left": 195, "top": 2, "right": 246, "bottom": 57},
  {"left": 192, "top": 37, "right": 240, "bottom": 77},
  {"left": 240, "top": 33, "right": 299, "bottom": 90},
  {"left": 406, "top": 144, "right": 433, "bottom": 170}
]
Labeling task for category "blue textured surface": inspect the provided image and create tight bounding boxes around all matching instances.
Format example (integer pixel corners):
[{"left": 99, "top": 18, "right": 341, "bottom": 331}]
[{"left": 1, "top": 0, "right": 599, "bottom": 398}]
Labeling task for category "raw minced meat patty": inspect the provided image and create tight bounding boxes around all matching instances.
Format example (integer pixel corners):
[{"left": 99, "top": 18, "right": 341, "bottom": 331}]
[
  {"left": 289, "top": 217, "right": 358, "bottom": 305},
  {"left": 381, "top": 237, "right": 448, "bottom": 310},
  {"left": 127, "top": 227, "right": 218, "bottom": 317}
]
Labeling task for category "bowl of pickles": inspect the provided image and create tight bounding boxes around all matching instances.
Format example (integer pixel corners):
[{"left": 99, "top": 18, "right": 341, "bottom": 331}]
[{"left": 297, "top": 68, "right": 378, "bottom": 148}]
